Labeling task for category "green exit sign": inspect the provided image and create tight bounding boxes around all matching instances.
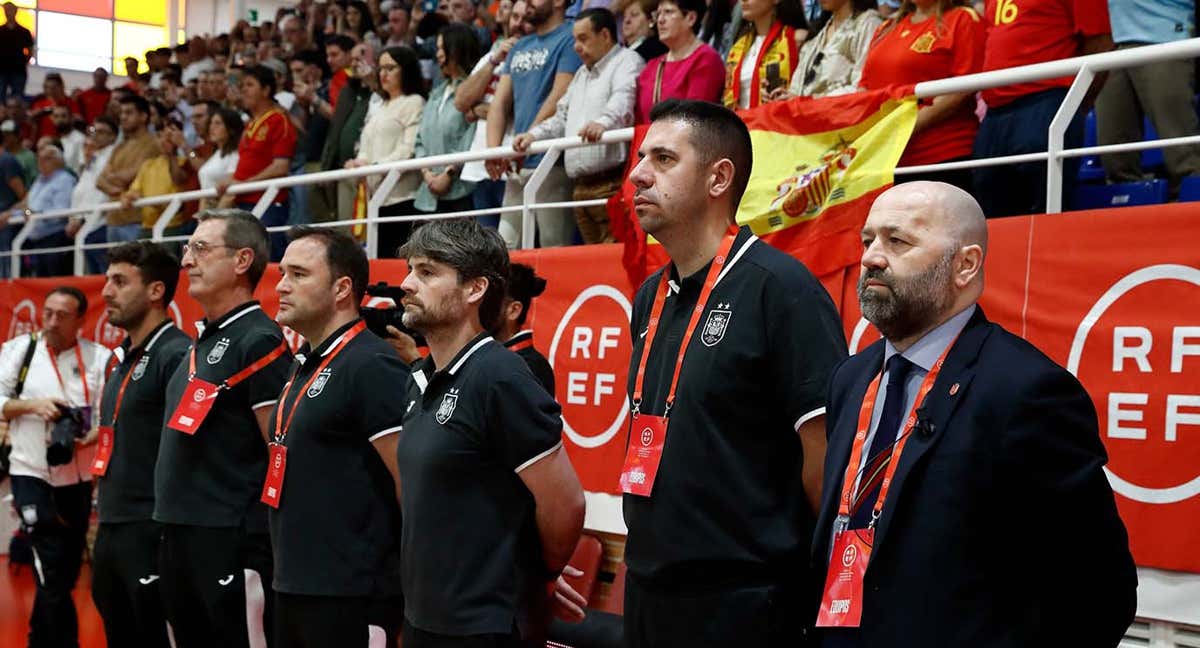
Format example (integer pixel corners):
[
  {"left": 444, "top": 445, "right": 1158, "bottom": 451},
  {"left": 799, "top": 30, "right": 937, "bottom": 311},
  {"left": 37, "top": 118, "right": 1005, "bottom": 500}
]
[{"left": 249, "top": 8, "right": 259, "bottom": 22}]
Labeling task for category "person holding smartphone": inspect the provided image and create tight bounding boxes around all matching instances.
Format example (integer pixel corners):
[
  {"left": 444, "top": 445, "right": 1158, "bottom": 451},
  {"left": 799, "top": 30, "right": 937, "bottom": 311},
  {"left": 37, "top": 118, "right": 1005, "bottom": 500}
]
[{"left": 721, "top": 0, "right": 807, "bottom": 110}]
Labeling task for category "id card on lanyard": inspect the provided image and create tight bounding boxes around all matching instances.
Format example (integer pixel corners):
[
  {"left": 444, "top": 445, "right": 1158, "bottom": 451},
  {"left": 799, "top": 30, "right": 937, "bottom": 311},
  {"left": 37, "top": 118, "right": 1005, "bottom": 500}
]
[
  {"left": 91, "top": 350, "right": 141, "bottom": 476},
  {"left": 619, "top": 226, "right": 739, "bottom": 497},
  {"left": 815, "top": 338, "right": 957, "bottom": 628},
  {"left": 167, "top": 341, "right": 288, "bottom": 435},
  {"left": 260, "top": 322, "right": 365, "bottom": 509}
]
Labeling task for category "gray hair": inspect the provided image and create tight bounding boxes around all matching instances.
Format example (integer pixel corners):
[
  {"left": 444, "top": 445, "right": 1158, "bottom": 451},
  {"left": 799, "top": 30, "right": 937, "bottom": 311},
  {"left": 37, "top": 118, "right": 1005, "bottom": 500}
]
[
  {"left": 398, "top": 219, "right": 510, "bottom": 331},
  {"left": 196, "top": 208, "right": 271, "bottom": 289}
]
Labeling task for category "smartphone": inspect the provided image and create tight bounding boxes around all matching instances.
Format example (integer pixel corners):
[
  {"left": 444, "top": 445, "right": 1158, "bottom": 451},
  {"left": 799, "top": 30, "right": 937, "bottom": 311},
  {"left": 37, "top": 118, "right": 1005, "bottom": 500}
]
[{"left": 765, "top": 61, "right": 783, "bottom": 93}]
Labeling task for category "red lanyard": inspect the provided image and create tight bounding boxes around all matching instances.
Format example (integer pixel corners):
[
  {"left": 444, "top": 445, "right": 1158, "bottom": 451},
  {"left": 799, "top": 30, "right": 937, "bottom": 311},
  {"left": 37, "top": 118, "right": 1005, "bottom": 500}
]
[
  {"left": 104, "top": 350, "right": 142, "bottom": 426},
  {"left": 836, "top": 335, "right": 959, "bottom": 528},
  {"left": 187, "top": 340, "right": 289, "bottom": 390},
  {"left": 45, "top": 342, "right": 89, "bottom": 406},
  {"left": 631, "top": 226, "right": 739, "bottom": 417},
  {"left": 507, "top": 334, "right": 534, "bottom": 353},
  {"left": 273, "top": 321, "right": 365, "bottom": 443}
]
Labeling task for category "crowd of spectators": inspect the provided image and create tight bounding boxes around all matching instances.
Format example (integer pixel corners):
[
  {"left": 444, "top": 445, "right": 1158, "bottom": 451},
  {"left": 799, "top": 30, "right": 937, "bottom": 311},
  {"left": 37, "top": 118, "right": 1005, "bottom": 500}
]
[{"left": 0, "top": 0, "right": 1192, "bottom": 276}]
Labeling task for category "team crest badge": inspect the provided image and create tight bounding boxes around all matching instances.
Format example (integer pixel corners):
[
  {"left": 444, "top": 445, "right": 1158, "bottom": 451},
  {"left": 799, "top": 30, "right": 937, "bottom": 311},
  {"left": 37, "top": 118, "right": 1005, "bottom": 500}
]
[
  {"left": 436, "top": 389, "right": 459, "bottom": 424},
  {"left": 207, "top": 338, "right": 231, "bottom": 365},
  {"left": 307, "top": 368, "right": 332, "bottom": 398},
  {"left": 701, "top": 304, "right": 732, "bottom": 347},
  {"left": 131, "top": 354, "right": 150, "bottom": 381}
]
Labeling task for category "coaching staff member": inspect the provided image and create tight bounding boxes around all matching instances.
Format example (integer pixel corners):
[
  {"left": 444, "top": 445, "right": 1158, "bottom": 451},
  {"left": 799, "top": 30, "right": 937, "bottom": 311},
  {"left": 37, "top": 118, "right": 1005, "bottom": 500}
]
[
  {"left": 496, "top": 263, "right": 555, "bottom": 394},
  {"left": 613, "top": 99, "right": 848, "bottom": 647},
  {"left": 1, "top": 286, "right": 110, "bottom": 648},
  {"left": 396, "top": 219, "right": 586, "bottom": 647},
  {"left": 812, "top": 182, "right": 1136, "bottom": 647},
  {"left": 91, "top": 241, "right": 191, "bottom": 648},
  {"left": 269, "top": 226, "right": 409, "bottom": 647},
  {"left": 154, "top": 209, "right": 293, "bottom": 648}
]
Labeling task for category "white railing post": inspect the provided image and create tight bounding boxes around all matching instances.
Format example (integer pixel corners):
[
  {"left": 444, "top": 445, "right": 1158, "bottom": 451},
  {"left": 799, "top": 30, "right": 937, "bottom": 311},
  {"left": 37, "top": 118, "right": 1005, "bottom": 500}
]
[
  {"left": 73, "top": 209, "right": 105, "bottom": 276},
  {"left": 151, "top": 198, "right": 184, "bottom": 240},
  {"left": 10, "top": 214, "right": 32, "bottom": 278},
  {"left": 366, "top": 170, "right": 401, "bottom": 259},
  {"left": 521, "top": 146, "right": 562, "bottom": 250},
  {"left": 251, "top": 187, "right": 280, "bottom": 217},
  {"left": 1046, "top": 66, "right": 1095, "bottom": 214}
]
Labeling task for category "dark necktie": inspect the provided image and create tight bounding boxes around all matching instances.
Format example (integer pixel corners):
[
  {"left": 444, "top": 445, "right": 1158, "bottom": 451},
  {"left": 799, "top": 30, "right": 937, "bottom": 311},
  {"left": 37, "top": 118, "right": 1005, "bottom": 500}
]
[{"left": 849, "top": 354, "right": 915, "bottom": 530}]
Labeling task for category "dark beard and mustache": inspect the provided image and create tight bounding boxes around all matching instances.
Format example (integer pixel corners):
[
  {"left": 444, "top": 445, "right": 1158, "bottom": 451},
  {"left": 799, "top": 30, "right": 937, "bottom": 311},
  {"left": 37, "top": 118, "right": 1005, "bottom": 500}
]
[{"left": 858, "top": 249, "right": 957, "bottom": 343}]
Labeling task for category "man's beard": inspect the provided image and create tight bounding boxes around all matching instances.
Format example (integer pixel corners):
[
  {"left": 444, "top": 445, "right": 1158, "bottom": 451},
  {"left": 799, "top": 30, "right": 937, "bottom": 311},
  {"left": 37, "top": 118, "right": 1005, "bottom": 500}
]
[
  {"left": 108, "top": 300, "right": 148, "bottom": 330},
  {"left": 858, "top": 249, "right": 956, "bottom": 343},
  {"left": 401, "top": 291, "right": 462, "bottom": 334}
]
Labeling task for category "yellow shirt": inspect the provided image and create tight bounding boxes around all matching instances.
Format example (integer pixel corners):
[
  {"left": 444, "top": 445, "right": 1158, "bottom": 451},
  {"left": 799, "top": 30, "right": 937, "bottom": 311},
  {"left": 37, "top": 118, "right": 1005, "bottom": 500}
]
[{"left": 128, "top": 155, "right": 187, "bottom": 229}]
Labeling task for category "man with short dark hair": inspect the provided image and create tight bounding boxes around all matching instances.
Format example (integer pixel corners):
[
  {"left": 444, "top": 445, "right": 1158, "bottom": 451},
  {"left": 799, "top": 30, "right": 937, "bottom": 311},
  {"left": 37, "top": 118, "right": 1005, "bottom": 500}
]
[
  {"left": 495, "top": 262, "right": 554, "bottom": 393},
  {"left": 155, "top": 209, "right": 293, "bottom": 648},
  {"left": 217, "top": 65, "right": 296, "bottom": 260},
  {"left": 617, "top": 99, "right": 846, "bottom": 647},
  {"left": 30, "top": 72, "right": 80, "bottom": 140},
  {"left": 269, "top": 226, "right": 408, "bottom": 647},
  {"left": 0, "top": 286, "right": 111, "bottom": 648},
  {"left": 0, "top": 2, "right": 33, "bottom": 102},
  {"left": 50, "top": 104, "right": 84, "bottom": 173},
  {"left": 91, "top": 241, "right": 191, "bottom": 648},
  {"left": 96, "top": 94, "right": 160, "bottom": 243},
  {"left": 812, "top": 182, "right": 1136, "bottom": 646},
  {"left": 396, "top": 218, "right": 586, "bottom": 647},
  {"left": 76, "top": 67, "right": 112, "bottom": 125}
]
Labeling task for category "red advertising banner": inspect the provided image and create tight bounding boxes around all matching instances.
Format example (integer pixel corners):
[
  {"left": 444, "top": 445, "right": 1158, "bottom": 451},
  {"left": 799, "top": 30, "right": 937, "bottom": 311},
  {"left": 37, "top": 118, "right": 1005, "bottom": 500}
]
[{"left": 0, "top": 202, "right": 1196, "bottom": 573}]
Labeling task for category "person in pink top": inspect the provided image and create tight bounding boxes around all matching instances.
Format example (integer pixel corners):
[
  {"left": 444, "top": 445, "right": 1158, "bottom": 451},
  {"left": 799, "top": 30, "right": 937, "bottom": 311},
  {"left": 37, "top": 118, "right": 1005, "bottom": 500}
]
[{"left": 634, "top": 0, "right": 725, "bottom": 123}]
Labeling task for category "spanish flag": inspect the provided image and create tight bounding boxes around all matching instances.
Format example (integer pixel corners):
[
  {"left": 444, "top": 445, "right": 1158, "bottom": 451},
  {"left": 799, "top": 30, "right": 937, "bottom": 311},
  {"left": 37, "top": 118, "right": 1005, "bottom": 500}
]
[{"left": 610, "top": 88, "right": 917, "bottom": 285}]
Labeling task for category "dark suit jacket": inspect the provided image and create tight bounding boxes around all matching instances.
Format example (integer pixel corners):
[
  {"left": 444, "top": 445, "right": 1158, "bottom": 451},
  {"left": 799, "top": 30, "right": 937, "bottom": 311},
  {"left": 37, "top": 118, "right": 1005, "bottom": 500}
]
[{"left": 812, "top": 308, "right": 1137, "bottom": 647}]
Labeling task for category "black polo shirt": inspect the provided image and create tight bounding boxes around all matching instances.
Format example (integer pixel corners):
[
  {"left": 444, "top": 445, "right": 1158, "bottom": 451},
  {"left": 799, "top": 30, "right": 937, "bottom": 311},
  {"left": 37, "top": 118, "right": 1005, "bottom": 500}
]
[
  {"left": 503, "top": 330, "right": 555, "bottom": 395},
  {"left": 154, "top": 301, "right": 293, "bottom": 531},
  {"left": 97, "top": 321, "right": 192, "bottom": 524},
  {"left": 268, "top": 319, "right": 408, "bottom": 597},
  {"left": 397, "top": 333, "right": 562, "bottom": 636},
  {"left": 623, "top": 226, "right": 848, "bottom": 588}
]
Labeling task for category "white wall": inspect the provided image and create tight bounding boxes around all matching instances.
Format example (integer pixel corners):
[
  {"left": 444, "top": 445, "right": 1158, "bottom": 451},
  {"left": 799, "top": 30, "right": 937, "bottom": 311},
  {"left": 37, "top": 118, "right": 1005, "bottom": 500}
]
[{"left": 187, "top": 0, "right": 299, "bottom": 38}]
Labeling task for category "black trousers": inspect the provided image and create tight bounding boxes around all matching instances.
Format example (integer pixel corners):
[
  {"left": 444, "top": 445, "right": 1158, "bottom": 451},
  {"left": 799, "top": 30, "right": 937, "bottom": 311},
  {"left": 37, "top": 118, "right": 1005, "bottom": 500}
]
[
  {"left": 274, "top": 592, "right": 368, "bottom": 648},
  {"left": 158, "top": 524, "right": 275, "bottom": 648},
  {"left": 91, "top": 520, "right": 170, "bottom": 648},
  {"left": 9, "top": 476, "right": 93, "bottom": 648},
  {"left": 402, "top": 619, "right": 523, "bottom": 648},
  {"left": 622, "top": 573, "right": 798, "bottom": 648}
]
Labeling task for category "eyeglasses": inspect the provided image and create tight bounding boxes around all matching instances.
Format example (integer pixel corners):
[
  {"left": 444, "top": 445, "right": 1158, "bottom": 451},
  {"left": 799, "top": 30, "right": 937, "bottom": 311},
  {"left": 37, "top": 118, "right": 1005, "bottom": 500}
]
[
  {"left": 87, "top": 126, "right": 114, "bottom": 137},
  {"left": 379, "top": 63, "right": 401, "bottom": 73},
  {"left": 182, "top": 240, "right": 234, "bottom": 257}
]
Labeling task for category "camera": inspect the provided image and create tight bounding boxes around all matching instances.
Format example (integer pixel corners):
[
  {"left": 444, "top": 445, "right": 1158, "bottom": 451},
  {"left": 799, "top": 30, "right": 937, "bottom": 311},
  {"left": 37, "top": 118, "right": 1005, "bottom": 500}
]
[
  {"left": 46, "top": 405, "right": 90, "bottom": 467},
  {"left": 361, "top": 282, "right": 426, "bottom": 346}
]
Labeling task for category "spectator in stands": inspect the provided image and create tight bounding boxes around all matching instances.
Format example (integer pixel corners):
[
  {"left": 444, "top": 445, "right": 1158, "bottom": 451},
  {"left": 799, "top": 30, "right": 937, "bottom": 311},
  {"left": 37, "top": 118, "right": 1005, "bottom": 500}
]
[
  {"left": 160, "top": 72, "right": 197, "bottom": 144},
  {"left": 325, "top": 34, "right": 357, "bottom": 112},
  {"left": 413, "top": 24, "right": 481, "bottom": 217},
  {"left": 289, "top": 50, "right": 330, "bottom": 224},
  {"left": 513, "top": 7, "right": 642, "bottom": 243},
  {"left": 5, "top": 94, "right": 33, "bottom": 145},
  {"left": 14, "top": 143, "right": 75, "bottom": 276},
  {"left": 196, "top": 106, "right": 242, "bottom": 212},
  {"left": 65, "top": 116, "right": 118, "bottom": 274},
  {"left": 722, "top": 0, "right": 806, "bottom": 110},
  {"left": 450, "top": 0, "right": 495, "bottom": 48},
  {"left": 76, "top": 68, "right": 112, "bottom": 125},
  {"left": 317, "top": 40, "right": 379, "bottom": 222},
  {"left": 858, "top": 0, "right": 984, "bottom": 191},
  {"left": 618, "top": 0, "right": 668, "bottom": 61},
  {"left": 700, "top": 0, "right": 736, "bottom": 55},
  {"left": 342, "top": 0, "right": 385, "bottom": 48},
  {"left": 768, "top": 0, "right": 881, "bottom": 100},
  {"left": 96, "top": 95, "right": 161, "bottom": 243},
  {"left": 30, "top": 73, "right": 80, "bottom": 141},
  {"left": 972, "top": 0, "right": 1111, "bottom": 217},
  {"left": 187, "top": 99, "right": 218, "bottom": 157},
  {"left": 386, "top": 3, "right": 417, "bottom": 46},
  {"left": 486, "top": 0, "right": 582, "bottom": 247},
  {"left": 1096, "top": 0, "right": 1199, "bottom": 197},
  {"left": 147, "top": 47, "right": 170, "bottom": 89},
  {"left": 182, "top": 36, "right": 215, "bottom": 85},
  {"left": 0, "top": 2, "right": 32, "bottom": 102},
  {"left": 0, "top": 128, "right": 23, "bottom": 277},
  {"left": 346, "top": 46, "right": 425, "bottom": 255},
  {"left": 281, "top": 13, "right": 315, "bottom": 54},
  {"left": 0, "top": 118, "right": 32, "bottom": 185},
  {"left": 50, "top": 105, "right": 84, "bottom": 175},
  {"left": 121, "top": 57, "right": 144, "bottom": 94},
  {"left": 457, "top": 0, "right": 529, "bottom": 228},
  {"left": 633, "top": 0, "right": 725, "bottom": 123},
  {"left": 218, "top": 64, "right": 297, "bottom": 260},
  {"left": 120, "top": 127, "right": 194, "bottom": 242}
]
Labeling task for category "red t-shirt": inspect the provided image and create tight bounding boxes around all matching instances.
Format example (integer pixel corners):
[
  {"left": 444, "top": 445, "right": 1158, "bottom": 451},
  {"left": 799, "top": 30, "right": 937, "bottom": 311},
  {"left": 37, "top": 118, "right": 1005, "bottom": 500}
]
[
  {"left": 235, "top": 105, "right": 297, "bottom": 205},
  {"left": 30, "top": 95, "right": 81, "bottom": 140},
  {"left": 981, "top": 0, "right": 1110, "bottom": 108},
  {"left": 860, "top": 7, "right": 986, "bottom": 166},
  {"left": 329, "top": 69, "right": 349, "bottom": 110},
  {"left": 77, "top": 88, "right": 112, "bottom": 125},
  {"left": 635, "top": 44, "right": 726, "bottom": 124}
]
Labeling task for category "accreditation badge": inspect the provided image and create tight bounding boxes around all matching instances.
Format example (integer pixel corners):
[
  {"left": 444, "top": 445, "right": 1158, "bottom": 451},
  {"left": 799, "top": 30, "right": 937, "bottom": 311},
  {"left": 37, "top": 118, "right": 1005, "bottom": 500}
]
[
  {"left": 167, "top": 377, "right": 220, "bottom": 435},
  {"left": 816, "top": 527, "right": 873, "bottom": 628},
  {"left": 260, "top": 442, "right": 288, "bottom": 508},
  {"left": 90, "top": 426, "right": 114, "bottom": 476},
  {"left": 619, "top": 415, "right": 668, "bottom": 497}
]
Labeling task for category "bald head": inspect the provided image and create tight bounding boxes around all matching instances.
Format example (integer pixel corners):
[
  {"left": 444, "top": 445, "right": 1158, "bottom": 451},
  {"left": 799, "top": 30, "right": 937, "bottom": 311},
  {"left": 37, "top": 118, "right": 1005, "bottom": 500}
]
[{"left": 858, "top": 181, "right": 988, "bottom": 349}]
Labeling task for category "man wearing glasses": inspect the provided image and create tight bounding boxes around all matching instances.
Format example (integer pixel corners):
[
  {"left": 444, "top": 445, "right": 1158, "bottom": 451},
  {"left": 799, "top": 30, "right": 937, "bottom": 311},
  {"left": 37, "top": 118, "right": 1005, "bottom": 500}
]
[
  {"left": 154, "top": 209, "right": 293, "bottom": 648},
  {"left": 66, "top": 115, "right": 118, "bottom": 274}
]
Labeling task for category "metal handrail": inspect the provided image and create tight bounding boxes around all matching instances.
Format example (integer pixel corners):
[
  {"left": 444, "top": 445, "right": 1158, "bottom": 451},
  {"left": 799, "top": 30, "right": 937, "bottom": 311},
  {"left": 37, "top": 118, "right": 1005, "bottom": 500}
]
[{"left": 6, "top": 37, "right": 1200, "bottom": 276}]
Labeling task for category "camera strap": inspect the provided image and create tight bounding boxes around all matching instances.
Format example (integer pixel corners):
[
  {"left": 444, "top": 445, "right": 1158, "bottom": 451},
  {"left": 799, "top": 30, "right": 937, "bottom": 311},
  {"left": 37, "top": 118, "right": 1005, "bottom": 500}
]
[
  {"left": 45, "top": 341, "right": 89, "bottom": 407},
  {"left": 12, "top": 332, "right": 38, "bottom": 399}
]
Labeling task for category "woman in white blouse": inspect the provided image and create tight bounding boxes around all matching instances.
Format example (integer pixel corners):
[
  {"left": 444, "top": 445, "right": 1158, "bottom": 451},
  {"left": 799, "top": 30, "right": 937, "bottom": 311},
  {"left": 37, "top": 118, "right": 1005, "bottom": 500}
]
[
  {"left": 345, "top": 46, "right": 426, "bottom": 257},
  {"left": 767, "top": 0, "right": 882, "bottom": 100},
  {"left": 197, "top": 106, "right": 243, "bottom": 211}
]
